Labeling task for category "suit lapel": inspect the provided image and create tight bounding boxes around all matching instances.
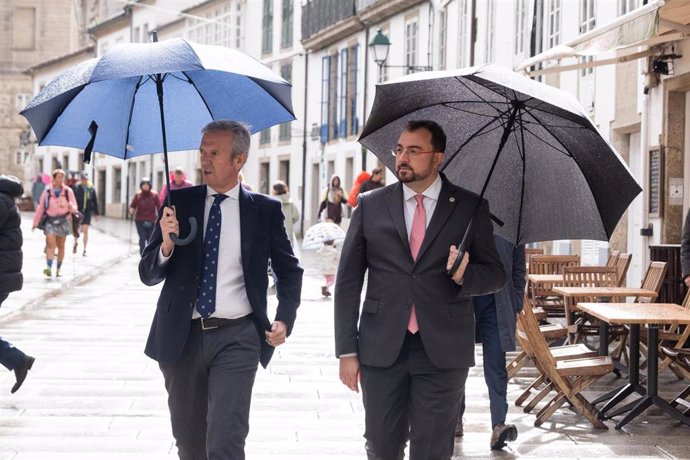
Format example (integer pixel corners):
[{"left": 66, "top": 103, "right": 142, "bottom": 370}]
[
  {"left": 416, "top": 179, "right": 457, "bottom": 262},
  {"left": 384, "top": 183, "right": 410, "bottom": 255},
  {"left": 193, "top": 185, "right": 207, "bottom": 268},
  {"left": 239, "top": 186, "right": 257, "bottom": 272}
]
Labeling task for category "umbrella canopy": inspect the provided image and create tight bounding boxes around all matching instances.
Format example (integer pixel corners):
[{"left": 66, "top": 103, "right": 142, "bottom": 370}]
[
  {"left": 20, "top": 37, "right": 295, "bottom": 159},
  {"left": 359, "top": 64, "right": 641, "bottom": 246},
  {"left": 302, "top": 222, "right": 346, "bottom": 250},
  {"left": 21, "top": 36, "right": 294, "bottom": 246}
]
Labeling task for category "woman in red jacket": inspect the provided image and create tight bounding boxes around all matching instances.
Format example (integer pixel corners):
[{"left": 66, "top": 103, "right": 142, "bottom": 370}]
[{"left": 129, "top": 178, "right": 161, "bottom": 256}]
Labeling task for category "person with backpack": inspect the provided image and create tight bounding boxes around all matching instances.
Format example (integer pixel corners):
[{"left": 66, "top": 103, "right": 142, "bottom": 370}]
[
  {"left": 72, "top": 172, "right": 99, "bottom": 256},
  {"left": 32, "top": 169, "right": 78, "bottom": 278}
]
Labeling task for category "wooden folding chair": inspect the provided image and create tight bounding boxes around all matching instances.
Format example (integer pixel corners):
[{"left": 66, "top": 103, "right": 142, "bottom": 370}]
[
  {"left": 561, "top": 266, "right": 618, "bottom": 342},
  {"left": 529, "top": 255, "right": 580, "bottom": 317},
  {"left": 519, "top": 295, "right": 613, "bottom": 429},
  {"left": 606, "top": 250, "right": 620, "bottom": 268},
  {"left": 613, "top": 253, "right": 632, "bottom": 287},
  {"left": 660, "top": 346, "right": 690, "bottom": 415},
  {"left": 514, "top": 298, "right": 599, "bottom": 413}
]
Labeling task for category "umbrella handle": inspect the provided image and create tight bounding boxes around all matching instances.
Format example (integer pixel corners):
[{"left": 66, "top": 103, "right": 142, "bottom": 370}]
[
  {"left": 447, "top": 244, "right": 466, "bottom": 278},
  {"left": 170, "top": 216, "right": 198, "bottom": 246}
]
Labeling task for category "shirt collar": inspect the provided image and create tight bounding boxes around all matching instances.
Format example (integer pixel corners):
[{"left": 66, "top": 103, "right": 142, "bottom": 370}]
[
  {"left": 206, "top": 183, "right": 240, "bottom": 201},
  {"left": 402, "top": 173, "right": 443, "bottom": 203}
]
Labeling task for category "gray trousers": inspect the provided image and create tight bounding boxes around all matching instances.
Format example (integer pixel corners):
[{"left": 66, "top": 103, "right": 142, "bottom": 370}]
[
  {"left": 159, "top": 317, "right": 261, "bottom": 460},
  {"left": 361, "top": 333, "right": 468, "bottom": 460}
]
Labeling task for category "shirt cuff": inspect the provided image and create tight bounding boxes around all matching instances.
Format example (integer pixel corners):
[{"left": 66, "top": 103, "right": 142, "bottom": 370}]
[
  {"left": 338, "top": 353, "right": 358, "bottom": 358},
  {"left": 158, "top": 246, "right": 173, "bottom": 264}
]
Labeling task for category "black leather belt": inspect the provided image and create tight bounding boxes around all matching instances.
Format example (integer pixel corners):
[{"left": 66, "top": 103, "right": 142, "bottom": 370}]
[{"left": 191, "top": 315, "right": 252, "bottom": 331}]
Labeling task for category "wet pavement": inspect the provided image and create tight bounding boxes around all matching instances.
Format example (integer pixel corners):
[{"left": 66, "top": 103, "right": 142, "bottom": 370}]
[{"left": 1, "top": 213, "right": 690, "bottom": 459}]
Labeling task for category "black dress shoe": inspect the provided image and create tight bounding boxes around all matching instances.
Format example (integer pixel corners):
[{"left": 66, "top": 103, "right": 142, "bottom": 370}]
[
  {"left": 11, "top": 355, "right": 35, "bottom": 394},
  {"left": 490, "top": 423, "right": 517, "bottom": 450}
]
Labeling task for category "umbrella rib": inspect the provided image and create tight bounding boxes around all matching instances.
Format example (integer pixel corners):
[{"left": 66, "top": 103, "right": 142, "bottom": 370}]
[
  {"left": 454, "top": 76, "right": 509, "bottom": 117},
  {"left": 440, "top": 103, "right": 509, "bottom": 119},
  {"left": 513, "top": 107, "right": 529, "bottom": 244},
  {"left": 123, "top": 75, "right": 146, "bottom": 159},
  {"left": 520, "top": 123, "right": 572, "bottom": 157},
  {"left": 182, "top": 71, "right": 214, "bottom": 120},
  {"left": 441, "top": 105, "right": 514, "bottom": 169}
]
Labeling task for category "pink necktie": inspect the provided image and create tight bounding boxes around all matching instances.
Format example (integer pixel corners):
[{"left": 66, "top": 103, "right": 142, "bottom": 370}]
[{"left": 408, "top": 194, "right": 426, "bottom": 334}]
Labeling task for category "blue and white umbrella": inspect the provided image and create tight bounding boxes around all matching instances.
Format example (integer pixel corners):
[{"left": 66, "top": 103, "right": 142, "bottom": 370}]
[{"left": 21, "top": 36, "right": 295, "bottom": 245}]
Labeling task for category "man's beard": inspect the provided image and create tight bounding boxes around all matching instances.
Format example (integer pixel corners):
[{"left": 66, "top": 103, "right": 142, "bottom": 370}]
[{"left": 396, "top": 164, "right": 429, "bottom": 183}]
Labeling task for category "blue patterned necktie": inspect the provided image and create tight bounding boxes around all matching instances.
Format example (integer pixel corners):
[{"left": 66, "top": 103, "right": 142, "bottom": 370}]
[{"left": 196, "top": 193, "right": 228, "bottom": 318}]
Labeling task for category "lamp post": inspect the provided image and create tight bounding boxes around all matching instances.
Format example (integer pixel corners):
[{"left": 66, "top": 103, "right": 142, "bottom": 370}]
[{"left": 368, "top": 28, "right": 432, "bottom": 82}]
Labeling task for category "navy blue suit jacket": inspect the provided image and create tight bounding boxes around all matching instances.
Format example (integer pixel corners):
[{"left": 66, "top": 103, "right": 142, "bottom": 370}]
[{"left": 139, "top": 184, "right": 303, "bottom": 368}]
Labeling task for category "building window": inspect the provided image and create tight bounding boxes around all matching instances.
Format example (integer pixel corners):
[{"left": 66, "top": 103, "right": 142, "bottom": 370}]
[
  {"left": 15, "top": 93, "right": 31, "bottom": 112},
  {"left": 279, "top": 159, "right": 290, "bottom": 186},
  {"left": 515, "top": 0, "right": 526, "bottom": 55},
  {"left": 281, "top": 0, "right": 293, "bottom": 49},
  {"left": 579, "top": 0, "right": 596, "bottom": 76},
  {"left": 142, "top": 23, "right": 150, "bottom": 43},
  {"left": 485, "top": 0, "right": 495, "bottom": 63},
  {"left": 279, "top": 63, "right": 292, "bottom": 140},
  {"left": 13, "top": 7, "right": 35, "bottom": 50},
  {"left": 438, "top": 8, "right": 447, "bottom": 70},
  {"left": 133, "top": 26, "right": 140, "bottom": 43},
  {"left": 347, "top": 45, "right": 359, "bottom": 136},
  {"left": 260, "top": 128, "right": 271, "bottom": 145},
  {"left": 262, "top": 0, "right": 273, "bottom": 55},
  {"left": 547, "top": 0, "right": 562, "bottom": 49},
  {"left": 339, "top": 49, "right": 348, "bottom": 138},
  {"left": 328, "top": 52, "right": 339, "bottom": 140},
  {"left": 619, "top": 0, "right": 639, "bottom": 15},
  {"left": 113, "top": 167, "right": 122, "bottom": 203},
  {"left": 185, "top": 3, "right": 238, "bottom": 48},
  {"left": 320, "top": 56, "right": 330, "bottom": 143},
  {"left": 459, "top": 0, "right": 470, "bottom": 68},
  {"left": 14, "top": 151, "right": 29, "bottom": 165},
  {"left": 405, "top": 17, "right": 419, "bottom": 74}
]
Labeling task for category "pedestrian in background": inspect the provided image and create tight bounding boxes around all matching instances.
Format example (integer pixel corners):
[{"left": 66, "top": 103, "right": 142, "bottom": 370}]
[
  {"left": 72, "top": 172, "right": 99, "bottom": 256},
  {"left": 316, "top": 239, "right": 339, "bottom": 298},
  {"left": 318, "top": 175, "right": 348, "bottom": 225},
  {"left": 0, "top": 174, "right": 35, "bottom": 393},
  {"left": 272, "top": 180, "right": 299, "bottom": 245},
  {"left": 160, "top": 166, "right": 194, "bottom": 204},
  {"left": 358, "top": 167, "right": 385, "bottom": 194},
  {"left": 455, "top": 235, "right": 525, "bottom": 450},
  {"left": 129, "top": 178, "right": 160, "bottom": 256},
  {"left": 32, "top": 169, "right": 78, "bottom": 278},
  {"left": 347, "top": 171, "right": 371, "bottom": 208},
  {"left": 139, "top": 120, "right": 303, "bottom": 460},
  {"left": 682, "top": 210, "right": 690, "bottom": 290},
  {"left": 31, "top": 174, "right": 44, "bottom": 207}
]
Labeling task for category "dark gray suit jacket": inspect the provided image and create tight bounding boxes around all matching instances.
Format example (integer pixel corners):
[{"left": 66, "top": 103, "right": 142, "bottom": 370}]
[
  {"left": 334, "top": 176, "right": 506, "bottom": 369},
  {"left": 139, "top": 184, "right": 303, "bottom": 368}
]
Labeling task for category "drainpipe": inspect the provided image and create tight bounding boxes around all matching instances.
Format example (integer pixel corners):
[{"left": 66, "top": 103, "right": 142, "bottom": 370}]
[
  {"left": 469, "top": 0, "right": 477, "bottom": 66},
  {"left": 427, "top": 1, "right": 434, "bottom": 69},
  {"left": 300, "top": 51, "right": 309, "bottom": 238}
]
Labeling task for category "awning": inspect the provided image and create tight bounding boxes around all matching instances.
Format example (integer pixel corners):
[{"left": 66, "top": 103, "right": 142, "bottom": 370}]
[{"left": 516, "top": 0, "right": 689, "bottom": 76}]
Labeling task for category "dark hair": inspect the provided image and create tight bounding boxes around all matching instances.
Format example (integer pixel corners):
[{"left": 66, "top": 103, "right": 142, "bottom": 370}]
[
  {"left": 371, "top": 167, "right": 382, "bottom": 175},
  {"left": 404, "top": 120, "right": 446, "bottom": 153},
  {"left": 272, "top": 180, "right": 288, "bottom": 195}
]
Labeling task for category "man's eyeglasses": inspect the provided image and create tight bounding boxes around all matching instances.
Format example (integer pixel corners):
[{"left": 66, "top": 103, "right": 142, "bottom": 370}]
[{"left": 390, "top": 147, "right": 436, "bottom": 159}]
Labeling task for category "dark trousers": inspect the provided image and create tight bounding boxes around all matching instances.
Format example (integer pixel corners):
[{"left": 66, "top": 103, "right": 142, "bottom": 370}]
[
  {"left": 159, "top": 318, "right": 261, "bottom": 460},
  {"left": 360, "top": 333, "right": 468, "bottom": 460},
  {"left": 0, "top": 293, "right": 24, "bottom": 371},
  {"left": 135, "top": 220, "right": 155, "bottom": 255},
  {"left": 459, "top": 295, "right": 508, "bottom": 428}
]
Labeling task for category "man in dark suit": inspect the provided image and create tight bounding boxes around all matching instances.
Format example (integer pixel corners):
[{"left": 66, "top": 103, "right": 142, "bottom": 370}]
[
  {"left": 455, "top": 236, "right": 525, "bottom": 450},
  {"left": 335, "top": 120, "right": 506, "bottom": 460},
  {"left": 139, "top": 120, "right": 303, "bottom": 460}
]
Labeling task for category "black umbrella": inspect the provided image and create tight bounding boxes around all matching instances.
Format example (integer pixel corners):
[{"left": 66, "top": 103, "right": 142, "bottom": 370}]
[{"left": 359, "top": 64, "right": 641, "bottom": 275}]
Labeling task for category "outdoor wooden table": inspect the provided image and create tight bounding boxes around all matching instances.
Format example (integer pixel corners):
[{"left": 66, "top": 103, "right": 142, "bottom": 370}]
[
  {"left": 577, "top": 302, "right": 690, "bottom": 429},
  {"left": 552, "top": 286, "right": 658, "bottom": 344}
]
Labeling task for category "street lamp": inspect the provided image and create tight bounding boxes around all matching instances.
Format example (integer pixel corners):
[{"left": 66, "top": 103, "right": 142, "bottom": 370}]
[{"left": 368, "top": 28, "right": 432, "bottom": 81}]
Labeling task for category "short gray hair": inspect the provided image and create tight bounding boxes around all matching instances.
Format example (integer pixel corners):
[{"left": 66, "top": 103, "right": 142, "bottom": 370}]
[{"left": 202, "top": 120, "right": 251, "bottom": 157}]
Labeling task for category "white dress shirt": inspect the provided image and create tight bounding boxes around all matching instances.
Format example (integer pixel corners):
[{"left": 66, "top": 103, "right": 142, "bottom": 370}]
[
  {"left": 402, "top": 174, "right": 442, "bottom": 235},
  {"left": 159, "top": 184, "right": 252, "bottom": 320}
]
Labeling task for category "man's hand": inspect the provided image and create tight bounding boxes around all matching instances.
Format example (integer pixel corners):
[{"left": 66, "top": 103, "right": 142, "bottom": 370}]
[
  {"left": 265, "top": 321, "right": 287, "bottom": 347},
  {"left": 159, "top": 206, "right": 178, "bottom": 256},
  {"left": 446, "top": 245, "right": 470, "bottom": 284},
  {"left": 339, "top": 356, "right": 360, "bottom": 393}
]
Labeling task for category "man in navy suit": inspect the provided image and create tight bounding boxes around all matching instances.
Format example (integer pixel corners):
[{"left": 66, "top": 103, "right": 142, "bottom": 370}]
[
  {"left": 335, "top": 120, "right": 505, "bottom": 459},
  {"left": 139, "top": 120, "right": 303, "bottom": 460}
]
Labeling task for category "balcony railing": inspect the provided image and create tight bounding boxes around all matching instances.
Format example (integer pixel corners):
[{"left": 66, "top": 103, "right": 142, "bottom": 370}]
[{"left": 301, "top": 0, "right": 356, "bottom": 40}]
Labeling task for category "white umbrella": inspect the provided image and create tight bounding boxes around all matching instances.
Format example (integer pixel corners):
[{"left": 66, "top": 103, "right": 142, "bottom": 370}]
[{"left": 302, "top": 222, "right": 346, "bottom": 250}]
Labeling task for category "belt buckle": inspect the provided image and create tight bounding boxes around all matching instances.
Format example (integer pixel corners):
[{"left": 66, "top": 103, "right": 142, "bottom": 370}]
[{"left": 200, "top": 318, "right": 218, "bottom": 331}]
